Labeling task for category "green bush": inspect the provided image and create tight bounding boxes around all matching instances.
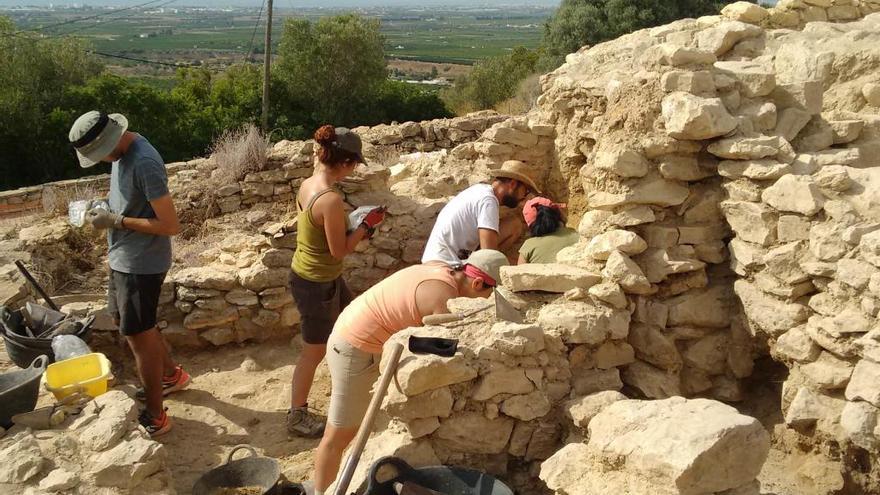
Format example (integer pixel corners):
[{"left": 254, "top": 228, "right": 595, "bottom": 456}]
[{"left": 441, "top": 46, "right": 539, "bottom": 115}]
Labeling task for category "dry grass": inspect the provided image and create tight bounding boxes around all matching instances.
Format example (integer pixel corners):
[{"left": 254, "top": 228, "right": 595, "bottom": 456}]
[
  {"left": 495, "top": 74, "right": 542, "bottom": 115},
  {"left": 209, "top": 124, "right": 269, "bottom": 186},
  {"left": 41, "top": 182, "right": 100, "bottom": 217}
]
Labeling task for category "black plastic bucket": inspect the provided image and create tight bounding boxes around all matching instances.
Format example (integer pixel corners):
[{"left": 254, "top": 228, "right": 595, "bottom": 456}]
[{"left": 359, "top": 457, "right": 515, "bottom": 495}]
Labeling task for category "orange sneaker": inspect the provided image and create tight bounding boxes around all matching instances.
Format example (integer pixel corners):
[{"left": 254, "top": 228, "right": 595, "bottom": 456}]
[
  {"left": 135, "top": 366, "right": 191, "bottom": 400},
  {"left": 139, "top": 408, "right": 172, "bottom": 437}
]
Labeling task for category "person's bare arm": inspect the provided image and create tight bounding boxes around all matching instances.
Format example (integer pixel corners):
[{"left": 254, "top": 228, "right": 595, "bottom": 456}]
[
  {"left": 478, "top": 228, "right": 499, "bottom": 250},
  {"left": 517, "top": 253, "right": 528, "bottom": 265},
  {"left": 121, "top": 194, "right": 180, "bottom": 236},
  {"left": 320, "top": 193, "right": 368, "bottom": 260}
]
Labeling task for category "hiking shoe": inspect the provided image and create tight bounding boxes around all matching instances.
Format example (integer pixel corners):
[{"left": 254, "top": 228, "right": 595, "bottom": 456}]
[
  {"left": 135, "top": 366, "right": 191, "bottom": 401},
  {"left": 286, "top": 406, "right": 325, "bottom": 438},
  {"left": 139, "top": 408, "right": 172, "bottom": 437}
]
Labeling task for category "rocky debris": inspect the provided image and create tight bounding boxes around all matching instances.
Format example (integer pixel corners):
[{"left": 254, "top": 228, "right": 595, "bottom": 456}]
[
  {"left": 0, "top": 431, "right": 45, "bottom": 483},
  {"left": 541, "top": 397, "right": 769, "bottom": 495},
  {"left": 565, "top": 391, "right": 626, "bottom": 433}
]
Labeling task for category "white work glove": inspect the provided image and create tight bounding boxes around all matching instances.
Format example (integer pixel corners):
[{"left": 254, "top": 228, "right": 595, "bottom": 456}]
[{"left": 85, "top": 208, "right": 123, "bottom": 230}]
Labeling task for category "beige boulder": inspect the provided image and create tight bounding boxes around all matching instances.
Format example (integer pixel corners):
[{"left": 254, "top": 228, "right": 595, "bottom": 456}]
[
  {"left": 721, "top": 2, "right": 770, "bottom": 23},
  {"left": 662, "top": 92, "right": 738, "bottom": 140},
  {"left": 762, "top": 175, "right": 825, "bottom": 216},
  {"left": 500, "top": 264, "right": 601, "bottom": 293},
  {"left": 586, "top": 230, "right": 648, "bottom": 260}
]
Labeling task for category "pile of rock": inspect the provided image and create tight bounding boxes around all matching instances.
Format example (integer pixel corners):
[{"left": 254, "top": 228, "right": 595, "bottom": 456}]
[
  {"left": 355, "top": 110, "right": 507, "bottom": 154},
  {"left": 0, "top": 391, "right": 173, "bottom": 494},
  {"left": 721, "top": 0, "right": 880, "bottom": 30}
]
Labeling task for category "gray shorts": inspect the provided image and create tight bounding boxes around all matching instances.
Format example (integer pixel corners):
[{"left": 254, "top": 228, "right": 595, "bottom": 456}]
[
  {"left": 289, "top": 271, "right": 353, "bottom": 345},
  {"left": 326, "top": 332, "right": 380, "bottom": 428}
]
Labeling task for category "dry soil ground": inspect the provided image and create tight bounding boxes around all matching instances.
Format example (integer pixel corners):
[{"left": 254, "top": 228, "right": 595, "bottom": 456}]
[{"left": 0, "top": 338, "right": 844, "bottom": 495}]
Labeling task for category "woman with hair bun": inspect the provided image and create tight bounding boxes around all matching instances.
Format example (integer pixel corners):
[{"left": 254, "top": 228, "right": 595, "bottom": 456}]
[
  {"left": 518, "top": 197, "right": 578, "bottom": 264},
  {"left": 286, "top": 125, "right": 385, "bottom": 437}
]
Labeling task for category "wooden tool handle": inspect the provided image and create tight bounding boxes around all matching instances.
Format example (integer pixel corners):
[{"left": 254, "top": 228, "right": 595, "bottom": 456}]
[
  {"left": 421, "top": 313, "right": 462, "bottom": 326},
  {"left": 334, "top": 342, "right": 405, "bottom": 495}
]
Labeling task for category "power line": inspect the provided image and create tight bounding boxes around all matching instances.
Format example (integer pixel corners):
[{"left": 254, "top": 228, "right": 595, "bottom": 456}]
[
  {"left": 55, "top": 0, "right": 179, "bottom": 38},
  {"left": 0, "top": 0, "right": 168, "bottom": 39},
  {"left": 246, "top": 0, "right": 266, "bottom": 63}
]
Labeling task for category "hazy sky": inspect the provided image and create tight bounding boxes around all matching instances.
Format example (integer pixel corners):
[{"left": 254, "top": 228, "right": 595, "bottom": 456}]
[{"left": 0, "top": 0, "right": 560, "bottom": 7}]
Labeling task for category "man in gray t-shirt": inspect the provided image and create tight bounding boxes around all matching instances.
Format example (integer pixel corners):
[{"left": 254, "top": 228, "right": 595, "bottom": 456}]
[{"left": 68, "top": 111, "right": 189, "bottom": 437}]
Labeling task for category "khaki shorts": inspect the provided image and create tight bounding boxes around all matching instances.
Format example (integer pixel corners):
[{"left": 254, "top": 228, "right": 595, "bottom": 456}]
[{"left": 327, "top": 332, "right": 381, "bottom": 428}]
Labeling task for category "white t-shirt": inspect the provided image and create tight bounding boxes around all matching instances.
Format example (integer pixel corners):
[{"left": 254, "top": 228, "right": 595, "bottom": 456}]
[{"left": 422, "top": 183, "right": 500, "bottom": 265}]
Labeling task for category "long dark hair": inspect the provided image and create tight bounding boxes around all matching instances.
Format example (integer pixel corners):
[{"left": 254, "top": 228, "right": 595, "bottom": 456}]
[
  {"left": 529, "top": 205, "right": 563, "bottom": 237},
  {"left": 314, "top": 125, "right": 359, "bottom": 167}
]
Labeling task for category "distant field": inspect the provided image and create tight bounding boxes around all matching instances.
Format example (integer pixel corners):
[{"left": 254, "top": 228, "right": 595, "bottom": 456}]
[{"left": 6, "top": 6, "right": 550, "bottom": 66}]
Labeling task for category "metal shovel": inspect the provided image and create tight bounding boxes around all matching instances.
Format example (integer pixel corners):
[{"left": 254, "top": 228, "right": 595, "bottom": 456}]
[{"left": 421, "top": 290, "right": 522, "bottom": 326}]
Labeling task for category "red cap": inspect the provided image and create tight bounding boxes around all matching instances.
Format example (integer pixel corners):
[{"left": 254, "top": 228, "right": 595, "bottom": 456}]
[{"left": 523, "top": 197, "right": 566, "bottom": 227}]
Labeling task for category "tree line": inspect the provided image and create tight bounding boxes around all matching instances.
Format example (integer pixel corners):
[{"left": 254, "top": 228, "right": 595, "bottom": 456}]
[{"left": 0, "top": 14, "right": 450, "bottom": 189}]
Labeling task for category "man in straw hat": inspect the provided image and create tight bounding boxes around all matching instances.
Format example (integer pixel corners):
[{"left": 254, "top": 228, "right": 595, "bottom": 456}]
[
  {"left": 422, "top": 159, "right": 540, "bottom": 265},
  {"left": 68, "top": 111, "right": 189, "bottom": 437}
]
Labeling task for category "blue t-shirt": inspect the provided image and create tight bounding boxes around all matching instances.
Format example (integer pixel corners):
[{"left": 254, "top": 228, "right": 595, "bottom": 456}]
[{"left": 108, "top": 135, "right": 172, "bottom": 274}]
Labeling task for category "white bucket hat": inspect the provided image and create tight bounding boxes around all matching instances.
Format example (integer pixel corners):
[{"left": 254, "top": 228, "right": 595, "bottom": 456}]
[{"left": 68, "top": 111, "right": 129, "bottom": 168}]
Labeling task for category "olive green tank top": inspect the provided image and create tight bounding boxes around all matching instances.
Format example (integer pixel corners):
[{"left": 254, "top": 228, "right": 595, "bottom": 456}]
[{"left": 291, "top": 188, "right": 344, "bottom": 282}]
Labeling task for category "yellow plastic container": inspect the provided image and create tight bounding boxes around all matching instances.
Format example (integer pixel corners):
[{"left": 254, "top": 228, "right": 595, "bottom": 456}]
[{"left": 45, "top": 352, "right": 111, "bottom": 401}]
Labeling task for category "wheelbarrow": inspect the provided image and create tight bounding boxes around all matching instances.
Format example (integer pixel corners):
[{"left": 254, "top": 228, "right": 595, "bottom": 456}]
[
  {"left": 0, "top": 355, "right": 48, "bottom": 428},
  {"left": 192, "top": 445, "right": 305, "bottom": 495},
  {"left": 358, "top": 457, "right": 514, "bottom": 495}
]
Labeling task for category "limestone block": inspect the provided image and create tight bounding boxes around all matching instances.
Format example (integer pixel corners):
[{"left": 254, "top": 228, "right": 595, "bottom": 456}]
[
  {"left": 587, "top": 178, "right": 691, "bottom": 208},
  {"left": 565, "top": 391, "right": 627, "bottom": 431},
  {"left": 827, "top": 4, "right": 861, "bottom": 20},
  {"left": 714, "top": 61, "right": 776, "bottom": 97},
  {"left": 785, "top": 387, "right": 845, "bottom": 430},
  {"left": 259, "top": 248, "right": 294, "bottom": 268},
  {"left": 538, "top": 301, "right": 631, "bottom": 344},
  {"left": 678, "top": 225, "right": 727, "bottom": 245},
  {"left": 846, "top": 360, "right": 880, "bottom": 407},
  {"left": 609, "top": 206, "right": 656, "bottom": 227},
  {"left": 225, "top": 288, "right": 259, "bottom": 306},
  {"left": 183, "top": 307, "right": 239, "bottom": 331},
  {"left": 840, "top": 400, "right": 880, "bottom": 451},
  {"left": 629, "top": 323, "right": 682, "bottom": 371},
  {"left": 828, "top": 120, "right": 864, "bottom": 145},
  {"left": 578, "top": 209, "right": 613, "bottom": 237},
  {"left": 572, "top": 368, "right": 624, "bottom": 396},
  {"left": 777, "top": 215, "right": 811, "bottom": 242},
  {"left": 728, "top": 238, "right": 766, "bottom": 275},
  {"left": 193, "top": 297, "right": 227, "bottom": 312},
  {"left": 773, "top": 80, "right": 824, "bottom": 115},
  {"left": 774, "top": 107, "right": 813, "bottom": 141},
  {"left": 501, "top": 390, "right": 552, "bottom": 421},
  {"left": 252, "top": 309, "right": 280, "bottom": 328},
  {"left": 91, "top": 434, "right": 165, "bottom": 488},
  {"left": 739, "top": 101, "right": 777, "bottom": 131},
  {"left": 500, "top": 264, "right": 601, "bottom": 293},
  {"left": 722, "top": 201, "right": 777, "bottom": 246},
  {"left": 667, "top": 286, "right": 730, "bottom": 329},
  {"left": 718, "top": 159, "right": 791, "bottom": 180},
  {"left": 860, "top": 230, "right": 880, "bottom": 267},
  {"left": 662, "top": 92, "right": 738, "bottom": 140},
  {"left": 602, "top": 250, "right": 653, "bottom": 294},
  {"left": 384, "top": 386, "right": 453, "bottom": 421},
  {"left": 485, "top": 321, "right": 546, "bottom": 356},
  {"left": 696, "top": 20, "right": 763, "bottom": 56},
  {"left": 837, "top": 258, "right": 877, "bottom": 290},
  {"left": 721, "top": 2, "right": 770, "bottom": 23},
  {"left": 238, "top": 262, "right": 289, "bottom": 292},
  {"left": 658, "top": 155, "right": 713, "bottom": 181},
  {"left": 864, "top": 83, "right": 880, "bottom": 107},
  {"left": 800, "top": 351, "right": 854, "bottom": 390},
  {"left": 762, "top": 175, "right": 825, "bottom": 216},
  {"left": 593, "top": 341, "right": 636, "bottom": 369},
  {"left": 0, "top": 432, "right": 45, "bottom": 483},
  {"left": 723, "top": 178, "right": 763, "bottom": 202},
  {"left": 592, "top": 149, "right": 649, "bottom": 178},
  {"left": 394, "top": 352, "right": 477, "bottom": 397},
  {"left": 471, "top": 368, "right": 535, "bottom": 401},
  {"left": 38, "top": 468, "right": 80, "bottom": 492},
  {"left": 660, "top": 70, "right": 716, "bottom": 96},
  {"left": 763, "top": 241, "right": 810, "bottom": 285},
  {"left": 656, "top": 44, "right": 717, "bottom": 67},
  {"left": 435, "top": 413, "right": 514, "bottom": 454},
  {"left": 793, "top": 117, "right": 834, "bottom": 153},
  {"left": 483, "top": 126, "right": 538, "bottom": 148},
  {"left": 812, "top": 148, "right": 863, "bottom": 167},
  {"left": 172, "top": 266, "right": 237, "bottom": 291},
  {"left": 588, "top": 282, "right": 628, "bottom": 309},
  {"left": 811, "top": 223, "right": 848, "bottom": 261},
  {"left": 774, "top": 326, "right": 821, "bottom": 363},
  {"left": 734, "top": 279, "right": 809, "bottom": 337},
  {"left": 637, "top": 246, "right": 706, "bottom": 284},
  {"left": 586, "top": 230, "right": 648, "bottom": 260}
]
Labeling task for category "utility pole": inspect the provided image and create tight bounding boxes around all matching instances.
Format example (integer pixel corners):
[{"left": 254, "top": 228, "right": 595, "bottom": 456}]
[{"left": 261, "top": 0, "right": 273, "bottom": 132}]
